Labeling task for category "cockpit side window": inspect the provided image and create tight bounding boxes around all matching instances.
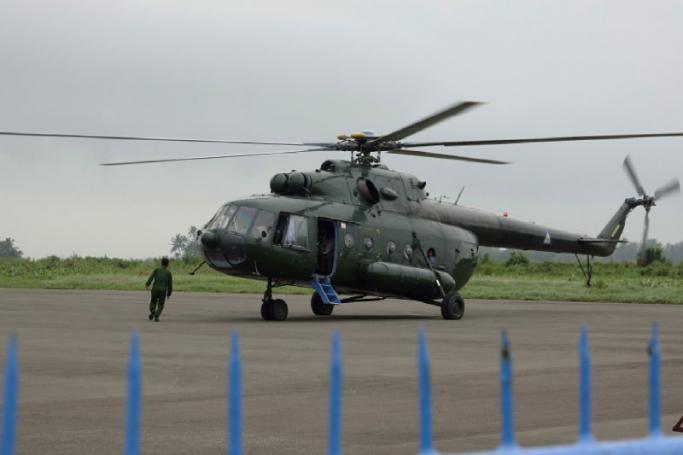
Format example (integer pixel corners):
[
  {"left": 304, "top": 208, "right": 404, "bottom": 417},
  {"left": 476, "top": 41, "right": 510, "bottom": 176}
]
[
  {"left": 283, "top": 215, "right": 308, "bottom": 248},
  {"left": 208, "top": 204, "right": 237, "bottom": 230},
  {"left": 251, "top": 210, "right": 276, "bottom": 240},
  {"left": 274, "top": 213, "right": 309, "bottom": 248},
  {"left": 228, "top": 206, "right": 258, "bottom": 235}
]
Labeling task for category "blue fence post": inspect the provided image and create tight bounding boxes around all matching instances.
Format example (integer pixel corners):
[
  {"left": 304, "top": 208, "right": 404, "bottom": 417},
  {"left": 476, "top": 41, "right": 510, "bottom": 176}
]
[
  {"left": 124, "top": 332, "right": 141, "bottom": 455},
  {"left": 328, "top": 331, "right": 342, "bottom": 455},
  {"left": 648, "top": 323, "right": 661, "bottom": 437},
  {"left": 228, "top": 331, "right": 242, "bottom": 455},
  {"left": 417, "top": 327, "right": 434, "bottom": 455},
  {"left": 578, "top": 325, "right": 593, "bottom": 442},
  {"left": 1, "top": 335, "right": 18, "bottom": 455},
  {"left": 499, "top": 331, "right": 516, "bottom": 449}
]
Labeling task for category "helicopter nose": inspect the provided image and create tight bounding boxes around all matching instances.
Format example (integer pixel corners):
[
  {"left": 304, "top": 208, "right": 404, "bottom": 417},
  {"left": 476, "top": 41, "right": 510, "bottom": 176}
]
[
  {"left": 222, "top": 233, "right": 246, "bottom": 265},
  {"left": 201, "top": 230, "right": 247, "bottom": 266},
  {"left": 200, "top": 231, "right": 221, "bottom": 249}
]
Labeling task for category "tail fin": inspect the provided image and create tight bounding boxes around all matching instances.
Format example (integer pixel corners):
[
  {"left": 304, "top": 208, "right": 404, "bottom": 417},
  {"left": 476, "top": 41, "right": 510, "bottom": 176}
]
[{"left": 595, "top": 198, "right": 638, "bottom": 254}]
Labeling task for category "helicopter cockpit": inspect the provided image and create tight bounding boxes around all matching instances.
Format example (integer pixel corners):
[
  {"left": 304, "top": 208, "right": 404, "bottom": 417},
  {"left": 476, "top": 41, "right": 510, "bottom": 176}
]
[
  {"left": 199, "top": 198, "right": 337, "bottom": 284},
  {"left": 200, "top": 203, "right": 278, "bottom": 269},
  {"left": 205, "top": 204, "right": 275, "bottom": 238}
]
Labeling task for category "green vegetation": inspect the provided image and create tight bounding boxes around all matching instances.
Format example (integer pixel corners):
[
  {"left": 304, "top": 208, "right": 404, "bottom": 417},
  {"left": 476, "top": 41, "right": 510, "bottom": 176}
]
[
  {"left": 471, "top": 257, "right": 683, "bottom": 304},
  {"left": 1, "top": 255, "right": 682, "bottom": 304},
  {"left": 0, "top": 256, "right": 302, "bottom": 294},
  {"left": 0, "top": 238, "right": 22, "bottom": 258}
]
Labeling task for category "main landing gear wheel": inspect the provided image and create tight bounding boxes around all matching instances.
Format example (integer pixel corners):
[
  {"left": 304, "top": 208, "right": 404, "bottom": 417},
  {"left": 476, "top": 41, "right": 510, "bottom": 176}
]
[
  {"left": 441, "top": 291, "right": 465, "bottom": 320},
  {"left": 261, "top": 299, "right": 288, "bottom": 321},
  {"left": 311, "top": 293, "right": 334, "bottom": 316}
]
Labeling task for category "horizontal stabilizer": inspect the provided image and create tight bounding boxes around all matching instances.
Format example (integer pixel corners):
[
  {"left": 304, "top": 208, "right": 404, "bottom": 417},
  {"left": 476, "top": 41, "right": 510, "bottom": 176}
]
[{"left": 578, "top": 238, "right": 628, "bottom": 244}]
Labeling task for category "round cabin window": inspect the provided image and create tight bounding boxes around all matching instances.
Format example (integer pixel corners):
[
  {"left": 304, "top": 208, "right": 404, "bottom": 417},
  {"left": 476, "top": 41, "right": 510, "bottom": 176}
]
[{"left": 344, "top": 234, "right": 354, "bottom": 249}]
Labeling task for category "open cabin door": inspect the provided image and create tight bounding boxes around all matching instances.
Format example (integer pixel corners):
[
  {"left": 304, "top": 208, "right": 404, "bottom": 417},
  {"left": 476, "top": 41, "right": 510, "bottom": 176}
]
[{"left": 316, "top": 218, "right": 337, "bottom": 277}]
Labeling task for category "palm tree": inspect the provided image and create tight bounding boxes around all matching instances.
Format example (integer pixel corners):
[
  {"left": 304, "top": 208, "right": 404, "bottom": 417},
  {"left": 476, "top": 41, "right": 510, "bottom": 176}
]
[{"left": 169, "top": 234, "right": 188, "bottom": 258}]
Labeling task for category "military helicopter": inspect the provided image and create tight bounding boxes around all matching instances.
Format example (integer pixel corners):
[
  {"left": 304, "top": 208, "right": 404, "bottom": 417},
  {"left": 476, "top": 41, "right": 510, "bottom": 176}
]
[{"left": 2, "top": 101, "right": 681, "bottom": 321}]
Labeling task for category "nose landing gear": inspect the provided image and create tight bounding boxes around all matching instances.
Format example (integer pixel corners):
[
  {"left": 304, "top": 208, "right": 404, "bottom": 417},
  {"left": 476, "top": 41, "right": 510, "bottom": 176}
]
[
  {"left": 261, "top": 298, "right": 288, "bottom": 321},
  {"left": 261, "top": 277, "right": 289, "bottom": 321}
]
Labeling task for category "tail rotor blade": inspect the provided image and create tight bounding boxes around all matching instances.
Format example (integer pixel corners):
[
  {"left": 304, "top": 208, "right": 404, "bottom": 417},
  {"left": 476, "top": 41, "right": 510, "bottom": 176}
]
[
  {"left": 638, "top": 211, "right": 650, "bottom": 265},
  {"left": 654, "top": 178, "right": 681, "bottom": 201},
  {"left": 623, "top": 156, "right": 646, "bottom": 196}
]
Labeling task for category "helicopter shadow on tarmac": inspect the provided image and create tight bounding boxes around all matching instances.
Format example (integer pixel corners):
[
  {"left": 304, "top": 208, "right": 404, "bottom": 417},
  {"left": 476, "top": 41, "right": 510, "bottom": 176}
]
[{"left": 198, "top": 313, "right": 443, "bottom": 324}]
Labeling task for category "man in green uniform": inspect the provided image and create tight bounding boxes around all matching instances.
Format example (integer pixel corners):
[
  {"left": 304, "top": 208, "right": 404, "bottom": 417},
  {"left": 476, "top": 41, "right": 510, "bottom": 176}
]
[{"left": 146, "top": 257, "right": 173, "bottom": 322}]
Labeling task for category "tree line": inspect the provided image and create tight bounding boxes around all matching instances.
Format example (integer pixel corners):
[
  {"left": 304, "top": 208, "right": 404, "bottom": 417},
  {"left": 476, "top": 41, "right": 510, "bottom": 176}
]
[
  {"left": 3, "top": 230, "right": 683, "bottom": 264},
  {"left": 167, "top": 227, "right": 683, "bottom": 265},
  {"left": 480, "top": 240, "right": 683, "bottom": 264},
  {"left": 0, "top": 238, "right": 22, "bottom": 258}
]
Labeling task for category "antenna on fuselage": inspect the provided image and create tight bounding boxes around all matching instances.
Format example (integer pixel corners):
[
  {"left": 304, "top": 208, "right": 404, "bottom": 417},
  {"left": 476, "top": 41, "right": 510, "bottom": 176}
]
[{"left": 454, "top": 186, "right": 466, "bottom": 205}]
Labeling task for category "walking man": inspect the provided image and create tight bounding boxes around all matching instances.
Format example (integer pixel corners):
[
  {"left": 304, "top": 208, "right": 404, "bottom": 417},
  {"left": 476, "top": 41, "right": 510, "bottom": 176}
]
[{"left": 146, "top": 257, "right": 173, "bottom": 322}]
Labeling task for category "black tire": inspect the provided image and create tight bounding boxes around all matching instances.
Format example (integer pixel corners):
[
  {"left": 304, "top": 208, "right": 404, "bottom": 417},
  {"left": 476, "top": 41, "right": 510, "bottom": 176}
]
[
  {"left": 311, "top": 293, "right": 334, "bottom": 316},
  {"left": 441, "top": 291, "right": 465, "bottom": 320},
  {"left": 260, "top": 301, "right": 272, "bottom": 321},
  {"left": 269, "top": 299, "right": 289, "bottom": 321}
]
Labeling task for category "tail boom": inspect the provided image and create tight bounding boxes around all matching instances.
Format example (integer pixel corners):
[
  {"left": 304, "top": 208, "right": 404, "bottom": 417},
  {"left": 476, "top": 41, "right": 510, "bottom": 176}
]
[{"left": 425, "top": 199, "right": 636, "bottom": 257}]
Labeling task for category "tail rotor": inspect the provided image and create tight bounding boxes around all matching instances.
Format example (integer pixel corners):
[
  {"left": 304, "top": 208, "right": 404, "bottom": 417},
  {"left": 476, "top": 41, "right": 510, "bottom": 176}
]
[{"left": 622, "top": 156, "right": 680, "bottom": 265}]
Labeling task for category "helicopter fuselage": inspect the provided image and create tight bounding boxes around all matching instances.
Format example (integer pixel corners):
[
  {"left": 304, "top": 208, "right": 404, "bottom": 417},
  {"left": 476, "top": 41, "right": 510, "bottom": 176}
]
[{"left": 199, "top": 160, "right": 631, "bottom": 303}]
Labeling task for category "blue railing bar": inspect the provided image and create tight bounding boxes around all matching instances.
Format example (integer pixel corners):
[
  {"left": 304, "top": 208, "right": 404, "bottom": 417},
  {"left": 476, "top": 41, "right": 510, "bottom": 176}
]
[
  {"left": 648, "top": 323, "right": 660, "bottom": 436},
  {"left": 1, "top": 335, "right": 18, "bottom": 455},
  {"left": 328, "top": 331, "right": 342, "bottom": 455},
  {"left": 499, "top": 331, "right": 516, "bottom": 449},
  {"left": 124, "top": 332, "right": 141, "bottom": 455},
  {"left": 418, "top": 327, "right": 434, "bottom": 455},
  {"left": 446, "top": 323, "right": 683, "bottom": 455},
  {"left": 228, "top": 331, "right": 242, "bottom": 455},
  {"left": 578, "top": 326, "right": 592, "bottom": 442},
  {"left": 448, "top": 436, "right": 683, "bottom": 454}
]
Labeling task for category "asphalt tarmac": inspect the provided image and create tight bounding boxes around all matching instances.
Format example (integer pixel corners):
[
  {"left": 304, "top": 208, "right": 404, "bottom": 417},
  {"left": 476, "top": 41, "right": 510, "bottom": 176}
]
[{"left": 0, "top": 289, "right": 682, "bottom": 454}]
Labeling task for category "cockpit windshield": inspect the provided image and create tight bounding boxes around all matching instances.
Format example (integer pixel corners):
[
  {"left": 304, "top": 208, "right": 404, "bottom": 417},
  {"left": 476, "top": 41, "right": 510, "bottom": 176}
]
[
  {"left": 207, "top": 205, "right": 237, "bottom": 230},
  {"left": 227, "top": 206, "right": 258, "bottom": 235}
]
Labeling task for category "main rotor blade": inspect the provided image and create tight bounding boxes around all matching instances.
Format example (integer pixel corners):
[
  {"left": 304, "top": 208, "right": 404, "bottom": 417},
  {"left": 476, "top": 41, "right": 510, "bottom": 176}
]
[
  {"left": 405, "top": 132, "right": 683, "bottom": 148},
  {"left": 623, "top": 155, "right": 646, "bottom": 196},
  {"left": 0, "top": 130, "right": 332, "bottom": 147},
  {"left": 387, "top": 149, "right": 509, "bottom": 165},
  {"left": 100, "top": 148, "right": 331, "bottom": 166},
  {"left": 654, "top": 178, "right": 681, "bottom": 201},
  {"left": 369, "top": 101, "right": 482, "bottom": 145}
]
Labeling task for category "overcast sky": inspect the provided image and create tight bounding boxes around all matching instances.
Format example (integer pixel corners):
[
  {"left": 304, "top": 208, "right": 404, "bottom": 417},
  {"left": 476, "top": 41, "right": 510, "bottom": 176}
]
[{"left": 1, "top": 0, "right": 682, "bottom": 258}]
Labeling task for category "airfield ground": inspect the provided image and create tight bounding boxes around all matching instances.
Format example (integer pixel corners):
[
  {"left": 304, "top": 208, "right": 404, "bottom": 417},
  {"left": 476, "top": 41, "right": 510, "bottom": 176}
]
[{"left": 0, "top": 289, "right": 682, "bottom": 454}]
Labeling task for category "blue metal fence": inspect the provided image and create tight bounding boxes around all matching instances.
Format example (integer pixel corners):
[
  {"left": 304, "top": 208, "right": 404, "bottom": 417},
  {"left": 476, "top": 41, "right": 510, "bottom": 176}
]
[
  {"left": 2, "top": 324, "right": 683, "bottom": 455},
  {"left": 124, "top": 332, "right": 141, "bottom": 455},
  {"left": 1, "top": 335, "right": 17, "bottom": 455}
]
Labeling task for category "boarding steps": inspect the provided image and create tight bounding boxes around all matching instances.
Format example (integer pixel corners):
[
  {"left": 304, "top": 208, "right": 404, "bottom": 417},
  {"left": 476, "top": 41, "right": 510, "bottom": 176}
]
[{"left": 310, "top": 276, "right": 342, "bottom": 305}]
